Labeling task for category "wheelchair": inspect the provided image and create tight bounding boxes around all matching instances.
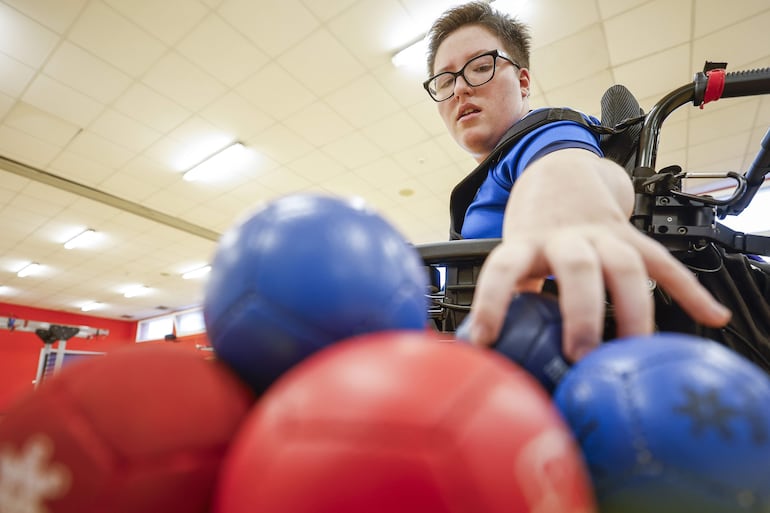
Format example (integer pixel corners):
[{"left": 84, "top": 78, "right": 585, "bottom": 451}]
[{"left": 416, "top": 62, "right": 770, "bottom": 373}]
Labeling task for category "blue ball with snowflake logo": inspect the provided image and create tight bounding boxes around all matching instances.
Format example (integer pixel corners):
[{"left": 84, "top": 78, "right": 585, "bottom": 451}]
[{"left": 554, "top": 332, "right": 770, "bottom": 513}]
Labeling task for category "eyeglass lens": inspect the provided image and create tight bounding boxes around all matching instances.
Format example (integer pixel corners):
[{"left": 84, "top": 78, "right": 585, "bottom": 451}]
[{"left": 428, "top": 53, "right": 497, "bottom": 101}]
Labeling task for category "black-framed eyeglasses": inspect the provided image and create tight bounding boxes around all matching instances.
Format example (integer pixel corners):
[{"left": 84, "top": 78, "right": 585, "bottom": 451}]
[{"left": 423, "top": 50, "right": 520, "bottom": 102}]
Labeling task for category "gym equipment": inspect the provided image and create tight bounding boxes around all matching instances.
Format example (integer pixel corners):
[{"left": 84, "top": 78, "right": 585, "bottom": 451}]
[
  {"left": 214, "top": 330, "right": 596, "bottom": 513},
  {"left": 457, "top": 292, "right": 569, "bottom": 394},
  {"left": 0, "top": 345, "right": 254, "bottom": 513},
  {"left": 0, "top": 316, "right": 109, "bottom": 388},
  {"left": 554, "top": 332, "right": 770, "bottom": 513},
  {"left": 203, "top": 193, "right": 429, "bottom": 394}
]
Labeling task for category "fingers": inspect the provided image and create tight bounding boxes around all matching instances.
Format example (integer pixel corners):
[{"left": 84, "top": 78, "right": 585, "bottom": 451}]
[
  {"left": 466, "top": 226, "right": 731, "bottom": 363},
  {"left": 594, "top": 236, "right": 655, "bottom": 339},
  {"left": 633, "top": 232, "right": 732, "bottom": 327},
  {"left": 469, "top": 242, "right": 544, "bottom": 347},
  {"left": 542, "top": 234, "right": 605, "bottom": 362}
]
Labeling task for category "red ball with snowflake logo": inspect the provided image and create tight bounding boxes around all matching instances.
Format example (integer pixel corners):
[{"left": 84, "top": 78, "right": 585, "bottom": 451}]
[{"left": 0, "top": 345, "right": 254, "bottom": 513}]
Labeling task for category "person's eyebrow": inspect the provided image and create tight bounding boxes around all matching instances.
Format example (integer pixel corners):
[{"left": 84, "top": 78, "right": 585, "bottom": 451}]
[{"left": 435, "top": 49, "right": 495, "bottom": 74}]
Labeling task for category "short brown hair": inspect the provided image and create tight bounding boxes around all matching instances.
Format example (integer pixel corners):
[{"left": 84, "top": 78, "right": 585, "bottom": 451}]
[{"left": 425, "top": 1, "right": 531, "bottom": 76}]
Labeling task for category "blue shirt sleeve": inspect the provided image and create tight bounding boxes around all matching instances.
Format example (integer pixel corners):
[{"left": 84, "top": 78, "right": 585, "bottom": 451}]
[{"left": 461, "top": 114, "right": 603, "bottom": 239}]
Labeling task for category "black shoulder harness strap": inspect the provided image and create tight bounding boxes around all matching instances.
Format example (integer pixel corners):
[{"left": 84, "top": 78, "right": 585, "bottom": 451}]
[{"left": 448, "top": 108, "right": 593, "bottom": 240}]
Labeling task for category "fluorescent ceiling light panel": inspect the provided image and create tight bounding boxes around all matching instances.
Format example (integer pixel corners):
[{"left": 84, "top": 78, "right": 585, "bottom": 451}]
[
  {"left": 182, "top": 265, "right": 211, "bottom": 280},
  {"left": 17, "top": 262, "right": 41, "bottom": 278},
  {"left": 64, "top": 229, "right": 96, "bottom": 249},
  {"left": 123, "top": 285, "right": 150, "bottom": 298},
  {"left": 183, "top": 142, "right": 246, "bottom": 182},
  {"left": 81, "top": 301, "right": 102, "bottom": 312},
  {"left": 392, "top": 37, "right": 427, "bottom": 69}
]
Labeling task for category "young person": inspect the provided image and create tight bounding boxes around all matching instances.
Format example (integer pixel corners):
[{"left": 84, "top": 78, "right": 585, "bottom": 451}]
[{"left": 424, "top": 2, "right": 731, "bottom": 361}]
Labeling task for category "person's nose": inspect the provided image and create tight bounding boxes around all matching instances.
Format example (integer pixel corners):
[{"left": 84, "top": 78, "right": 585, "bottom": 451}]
[{"left": 453, "top": 73, "right": 473, "bottom": 97}]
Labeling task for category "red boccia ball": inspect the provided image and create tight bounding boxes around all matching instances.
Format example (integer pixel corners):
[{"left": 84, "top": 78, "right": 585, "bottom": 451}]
[
  {"left": 215, "top": 330, "right": 596, "bottom": 513},
  {"left": 0, "top": 345, "right": 255, "bottom": 513}
]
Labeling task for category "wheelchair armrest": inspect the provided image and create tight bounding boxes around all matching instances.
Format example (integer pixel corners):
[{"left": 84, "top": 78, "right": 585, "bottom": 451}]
[{"left": 415, "top": 238, "right": 501, "bottom": 265}]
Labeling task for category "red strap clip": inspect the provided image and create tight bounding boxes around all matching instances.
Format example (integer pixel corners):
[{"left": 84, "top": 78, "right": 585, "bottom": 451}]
[{"left": 700, "top": 68, "right": 726, "bottom": 109}]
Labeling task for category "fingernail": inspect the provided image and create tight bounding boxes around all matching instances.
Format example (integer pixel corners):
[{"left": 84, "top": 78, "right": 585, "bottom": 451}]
[
  {"left": 570, "top": 342, "right": 597, "bottom": 362},
  {"left": 715, "top": 303, "right": 732, "bottom": 320}
]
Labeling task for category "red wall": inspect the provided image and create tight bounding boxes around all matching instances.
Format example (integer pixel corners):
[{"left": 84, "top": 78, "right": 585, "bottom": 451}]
[{"left": 0, "top": 301, "right": 213, "bottom": 414}]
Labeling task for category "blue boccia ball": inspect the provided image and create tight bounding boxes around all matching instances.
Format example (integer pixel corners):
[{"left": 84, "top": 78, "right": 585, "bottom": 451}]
[
  {"left": 457, "top": 292, "right": 569, "bottom": 394},
  {"left": 554, "top": 332, "right": 770, "bottom": 513},
  {"left": 203, "top": 194, "right": 429, "bottom": 394}
]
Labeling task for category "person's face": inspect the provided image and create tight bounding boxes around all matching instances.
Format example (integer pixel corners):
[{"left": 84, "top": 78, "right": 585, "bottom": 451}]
[{"left": 433, "top": 25, "right": 530, "bottom": 162}]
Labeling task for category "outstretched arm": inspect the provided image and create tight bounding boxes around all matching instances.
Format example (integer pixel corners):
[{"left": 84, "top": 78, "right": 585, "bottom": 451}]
[{"left": 465, "top": 148, "right": 732, "bottom": 361}]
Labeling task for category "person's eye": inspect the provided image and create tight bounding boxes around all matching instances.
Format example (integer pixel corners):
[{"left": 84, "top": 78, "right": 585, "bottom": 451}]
[
  {"left": 435, "top": 74, "right": 454, "bottom": 91},
  {"left": 472, "top": 62, "right": 493, "bottom": 74}
]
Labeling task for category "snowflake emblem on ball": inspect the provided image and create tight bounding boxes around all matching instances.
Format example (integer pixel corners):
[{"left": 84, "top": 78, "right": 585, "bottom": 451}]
[
  {"left": 674, "top": 386, "right": 768, "bottom": 443},
  {"left": 0, "top": 434, "right": 70, "bottom": 513}
]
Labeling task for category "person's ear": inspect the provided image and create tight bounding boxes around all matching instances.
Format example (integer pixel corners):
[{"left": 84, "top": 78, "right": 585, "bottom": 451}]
[{"left": 518, "top": 67, "right": 531, "bottom": 98}]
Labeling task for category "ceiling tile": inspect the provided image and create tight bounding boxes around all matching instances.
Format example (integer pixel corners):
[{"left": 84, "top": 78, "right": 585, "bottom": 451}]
[
  {"left": 318, "top": 171, "right": 378, "bottom": 198},
  {"left": 65, "top": 130, "right": 134, "bottom": 170},
  {"left": 321, "top": 132, "right": 384, "bottom": 169},
  {"left": 176, "top": 13, "right": 269, "bottom": 88},
  {"left": 324, "top": 73, "right": 402, "bottom": 128},
  {"left": 0, "top": 91, "right": 13, "bottom": 117},
  {"left": 67, "top": 1, "right": 167, "bottom": 77},
  {"left": 281, "top": 28, "right": 365, "bottom": 97},
  {"left": 89, "top": 108, "right": 162, "bottom": 153},
  {"left": 95, "top": 170, "right": 154, "bottom": 202},
  {"left": 612, "top": 44, "right": 691, "bottom": 101},
  {"left": 406, "top": 100, "right": 447, "bottom": 137},
  {"left": 43, "top": 41, "right": 132, "bottom": 104},
  {"left": 2, "top": 0, "right": 88, "bottom": 34},
  {"left": 200, "top": 91, "right": 275, "bottom": 141},
  {"left": 327, "top": 0, "right": 412, "bottom": 67},
  {"left": 542, "top": 70, "right": 613, "bottom": 119},
  {"left": 532, "top": 25, "right": 610, "bottom": 91},
  {"left": 286, "top": 149, "right": 347, "bottom": 183},
  {"left": 141, "top": 52, "right": 227, "bottom": 112},
  {"left": 526, "top": 0, "right": 600, "bottom": 49},
  {"left": 0, "top": 125, "right": 61, "bottom": 167},
  {"left": 217, "top": 0, "right": 319, "bottom": 57},
  {"left": 687, "top": 131, "right": 752, "bottom": 171},
  {"left": 178, "top": 201, "right": 233, "bottom": 231},
  {"left": 48, "top": 150, "right": 114, "bottom": 186},
  {"left": 301, "top": 0, "right": 358, "bottom": 22},
  {"left": 254, "top": 167, "right": 313, "bottom": 195},
  {"left": 283, "top": 101, "right": 354, "bottom": 147},
  {"left": 352, "top": 156, "right": 411, "bottom": 189},
  {"left": 245, "top": 123, "right": 314, "bottom": 166},
  {"left": 361, "top": 110, "right": 430, "bottom": 154},
  {"left": 694, "top": 0, "right": 770, "bottom": 38},
  {"left": 688, "top": 99, "right": 760, "bottom": 147},
  {"left": 0, "top": 51, "right": 36, "bottom": 97},
  {"left": 236, "top": 62, "right": 317, "bottom": 119},
  {"left": 4, "top": 102, "right": 80, "bottom": 146},
  {"left": 596, "top": 0, "right": 649, "bottom": 20},
  {"left": 0, "top": 2, "right": 59, "bottom": 67},
  {"left": 391, "top": 139, "right": 455, "bottom": 175},
  {"left": 0, "top": 169, "right": 30, "bottom": 192},
  {"left": 692, "top": 10, "right": 770, "bottom": 70},
  {"left": 603, "top": 0, "right": 690, "bottom": 65},
  {"left": 22, "top": 73, "right": 104, "bottom": 127},
  {"left": 371, "top": 60, "right": 428, "bottom": 109},
  {"left": 120, "top": 155, "right": 183, "bottom": 188},
  {"left": 103, "top": 0, "right": 208, "bottom": 46},
  {"left": 113, "top": 82, "right": 191, "bottom": 133}
]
